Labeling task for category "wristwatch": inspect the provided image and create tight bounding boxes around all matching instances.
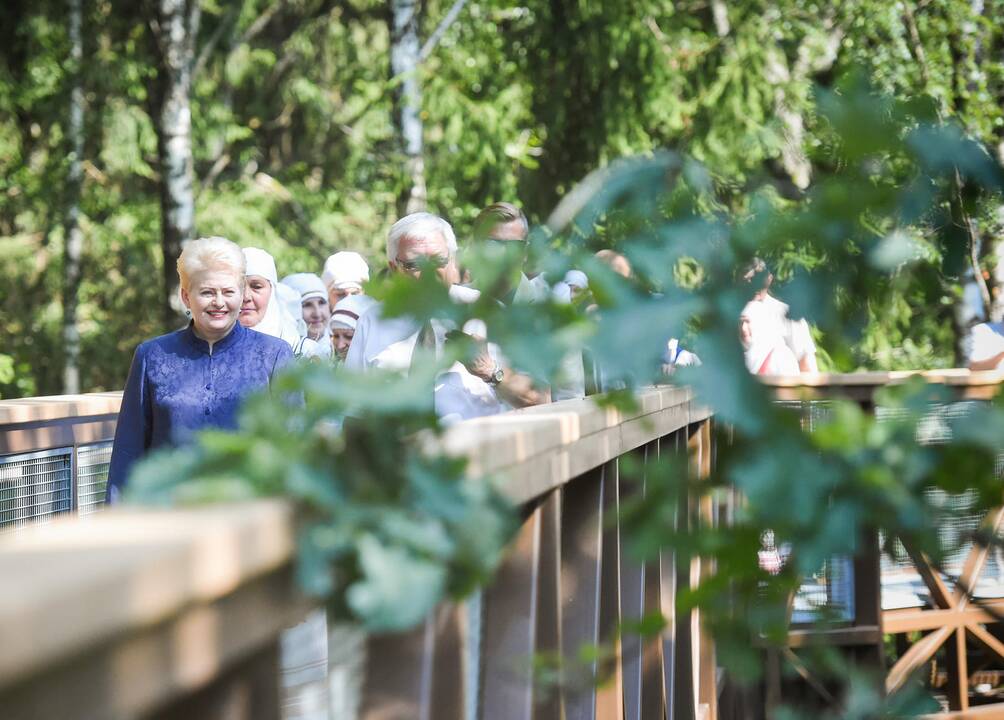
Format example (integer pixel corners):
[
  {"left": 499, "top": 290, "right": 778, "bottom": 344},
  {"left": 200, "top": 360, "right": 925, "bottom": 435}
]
[{"left": 487, "top": 365, "right": 504, "bottom": 385}]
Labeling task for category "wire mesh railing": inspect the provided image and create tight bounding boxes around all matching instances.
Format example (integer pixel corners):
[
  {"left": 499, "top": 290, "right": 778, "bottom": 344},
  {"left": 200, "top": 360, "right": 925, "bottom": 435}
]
[
  {"left": 0, "top": 441, "right": 112, "bottom": 531},
  {"left": 773, "top": 399, "right": 1004, "bottom": 622}
]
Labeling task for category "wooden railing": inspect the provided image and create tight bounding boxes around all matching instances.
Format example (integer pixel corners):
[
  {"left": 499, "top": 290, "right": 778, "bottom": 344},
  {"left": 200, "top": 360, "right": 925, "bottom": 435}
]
[
  {"left": 762, "top": 370, "right": 1004, "bottom": 717},
  {"left": 0, "top": 385, "right": 716, "bottom": 719},
  {"left": 4, "top": 370, "right": 1003, "bottom": 718}
]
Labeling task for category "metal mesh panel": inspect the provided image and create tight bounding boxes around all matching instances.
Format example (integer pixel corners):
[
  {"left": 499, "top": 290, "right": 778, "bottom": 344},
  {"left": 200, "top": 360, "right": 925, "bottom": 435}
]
[
  {"left": 76, "top": 442, "right": 111, "bottom": 517},
  {"left": 0, "top": 447, "right": 73, "bottom": 531},
  {"left": 876, "top": 403, "right": 1004, "bottom": 606},
  {"left": 779, "top": 400, "right": 1004, "bottom": 613},
  {"left": 774, "top": 401, "right": 855, "bottom": 622}
]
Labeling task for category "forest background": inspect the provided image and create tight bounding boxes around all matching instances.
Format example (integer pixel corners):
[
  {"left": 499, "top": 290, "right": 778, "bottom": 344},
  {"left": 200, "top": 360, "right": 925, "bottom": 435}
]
[{"left": 2, "top": 0, "right": 1004, "bottom": 399}]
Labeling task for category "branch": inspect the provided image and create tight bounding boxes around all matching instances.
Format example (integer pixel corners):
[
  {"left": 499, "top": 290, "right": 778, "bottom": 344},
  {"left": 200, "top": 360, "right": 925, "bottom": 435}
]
[
  {"left": 710, "top": 0, "right": 730, "bottom": 38},
  {"left": 902, "top": 3, "right": 992, "bottom": 315},
  {"left": 419, "top": 0, "right": 469, "bottom": 62},
  {"left": 192, "top": 5, "right": 239, "bottom": 80}
]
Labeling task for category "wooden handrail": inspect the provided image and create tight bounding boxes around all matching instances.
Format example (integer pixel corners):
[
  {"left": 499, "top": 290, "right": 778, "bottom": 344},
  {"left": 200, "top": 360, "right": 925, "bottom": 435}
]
[
  {"left": 762, "top": 368, "right": 1004, "bottom": 401},
  {"left": 0, "top": 391, "right": 123, "bottom": 424}
]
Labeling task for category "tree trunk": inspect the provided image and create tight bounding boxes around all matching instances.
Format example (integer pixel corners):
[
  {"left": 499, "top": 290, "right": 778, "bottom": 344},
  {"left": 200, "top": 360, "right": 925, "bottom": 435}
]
[
  {"left": 152, "top": 0, "right": 200, "bottom": 329},
  {"left": 62, "top": 0, "right": 84, "bottom": 394},
  {"left": 389, "top": 0, "right": 426, "bottom": 215}
]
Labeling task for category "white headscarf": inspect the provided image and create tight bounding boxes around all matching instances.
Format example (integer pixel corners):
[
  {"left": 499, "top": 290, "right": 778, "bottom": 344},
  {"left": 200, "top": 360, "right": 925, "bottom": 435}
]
[
  {"left": 276, "top": 282, "right": 308, "bottom": 337},
  {"left": 243, "top": 247, "right": 301, "bottom": 348},
  {"left": 322, "top": 251, "right": 370, "bottom": 291},
  {"left": 283, "top": 272, "right": 327, "bottom": 302},
  {"left": 329, "top": 294, "right": 377, "bottom": 332}
]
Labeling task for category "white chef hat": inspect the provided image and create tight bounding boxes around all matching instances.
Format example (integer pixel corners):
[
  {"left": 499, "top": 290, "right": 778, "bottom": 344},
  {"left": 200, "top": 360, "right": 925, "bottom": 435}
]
[
  {"left": 243, "top": 247, "right": 278, "bottom": 285},
  {"left": 322, "top": 251, "right": 370, "bottom": 291},
  {"left": 282, "top": 272, "right": 327, "bottom": 303},
  {"left": 329, "top": 293, "right": 377, "bottom": 332}
]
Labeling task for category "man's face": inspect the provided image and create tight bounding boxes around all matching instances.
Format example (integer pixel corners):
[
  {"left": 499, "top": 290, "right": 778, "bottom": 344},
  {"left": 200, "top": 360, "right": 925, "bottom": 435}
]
[
  {"left": 391, "top": 232, "right": 456, "bottom": 285},
  {"left": 301, "top": 296, "right": 330, "bottom": 339},
  {"left": 328, "top": 285, "right": 361, "bottom": 308},
  {"left": 473, "top": 220, "right": 528, "bottom": 298}
]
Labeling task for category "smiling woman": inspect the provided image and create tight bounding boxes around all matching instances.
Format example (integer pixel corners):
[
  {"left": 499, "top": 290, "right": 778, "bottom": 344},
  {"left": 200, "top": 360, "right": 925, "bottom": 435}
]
[{"left": 104, "top": 237, "right": 295, "bottom": 502}]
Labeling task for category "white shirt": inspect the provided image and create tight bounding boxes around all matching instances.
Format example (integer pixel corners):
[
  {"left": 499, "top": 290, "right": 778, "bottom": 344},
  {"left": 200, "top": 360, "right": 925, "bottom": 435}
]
[
  {"left": 343, "top": 304, "right": 450, "bottom": 374},
  {"left": 434, "top": 362, "right": 507, "bottom": 425},
  {"left": 742, "top": 294, "right": 815, "bottom": 374},
  {"left": 513, "top": 273, "right": 550, "bottom": 304},
  {"left": 969, "top": 322, "right": 1004, "bottom": 368},
  {"left": 294, "top": 335, "right": 329, "bottom": 359}
]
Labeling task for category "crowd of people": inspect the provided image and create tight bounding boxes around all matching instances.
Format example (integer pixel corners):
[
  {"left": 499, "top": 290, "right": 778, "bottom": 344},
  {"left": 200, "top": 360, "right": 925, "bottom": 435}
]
[{"left": 104, "top": 202, "right": 819, "bottom": 500}]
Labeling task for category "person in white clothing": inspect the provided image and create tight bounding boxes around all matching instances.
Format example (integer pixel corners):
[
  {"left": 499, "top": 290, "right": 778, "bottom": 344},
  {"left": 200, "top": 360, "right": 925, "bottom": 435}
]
[
  {"left": 275, "top": 281, "right": 309, "bottom": 338},
  {"left": 283, "top": 273, "right": 331, "bottom": 339},
  {"left": 967, "top": 322, "right": 1004, "bottom": 371},
  {"left": 740, "top": 258, "right": 818, "bottom": 375},
  {"left": 435, "top": 321, "right": 508, "bottom": 425},
  {"left": 322, "top": 251, "right": 370, "bottom": 308},
  {"left": 241, "top": 248, "right": 322, "bottom": 358},
  {"left": 329, "top": 293, "right": 378, "bottom": 363},
  {"left": 344, "top": 213, "right": 464, "bottom": 374}
]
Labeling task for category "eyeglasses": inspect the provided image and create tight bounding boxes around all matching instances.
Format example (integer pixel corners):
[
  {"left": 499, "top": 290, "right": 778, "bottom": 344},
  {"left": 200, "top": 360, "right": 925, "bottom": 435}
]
[
  {"left": 485, "top": 237, "right": 528, "bottom": 246},
  {"left": 396, "top": 255, "right": 450, "bottom": 272}
]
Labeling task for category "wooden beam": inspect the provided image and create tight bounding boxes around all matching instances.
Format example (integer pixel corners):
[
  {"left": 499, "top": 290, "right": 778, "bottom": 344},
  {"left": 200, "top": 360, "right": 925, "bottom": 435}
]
[
  {"left": 886, "top": 625, "right": 954, "bottom": 696},
  {"left": 784, "top": 625, "right": 883, "bottom": 648},
  {"left": 900, "top": 541, "right": 956, "bottom": 609},
  {"left": 883, "top": 602, "right": 1004, "bottom": 634},
  {"left": 955, "top": 508, "right": 1004, "bottom": 609},
  {"left": 946, "top": 628, "right": 969, "bottom": 712},
  {"left": 966, "top": 623, "right": 1004, "bottom": 664},
  {"left": 916, "top": 703, "right": 1004, "bottom": 719}
]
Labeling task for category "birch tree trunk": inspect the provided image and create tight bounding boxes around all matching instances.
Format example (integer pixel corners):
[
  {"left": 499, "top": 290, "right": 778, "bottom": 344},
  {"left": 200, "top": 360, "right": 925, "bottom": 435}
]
[
  {"left": 62, "top": 0, "right": 84, "bottom": 393},
  {"left": 389, "top": 0, "right": 427, "bottom": 215},
  {"left": 152, "top": 0, "right": 200, "bottom": 328}
]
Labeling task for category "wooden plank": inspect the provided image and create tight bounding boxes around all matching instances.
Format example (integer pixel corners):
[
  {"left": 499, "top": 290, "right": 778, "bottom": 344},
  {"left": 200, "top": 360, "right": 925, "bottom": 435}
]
[
  {"left": 3, "top": 568, "right": 297, "bottom": 720},
  {"left": 596, "top": 460, "right": 624, "bottom": 720},
  {"left": 0, "top": 416, "right": 118, "bottom": 454},
  {"left": 560, "top": 465, "right": 606, "bottom": 720},
  {"left": 946, "top": 628, "right": 969, "bottom": 712},
  {"left": 885, "top": 625, "right": 954, "bottom": 696},
  {"left": 695, "top": 422, "right": 717, "bottom": 720},
  {"left": 783, "top": 626, "right": 883, "bottom": 648},
  {"left": 956, "top": 508, "right": 1004, "bottom": 609},
  {"left": 360, "top": 620, "right": 433, "bottom": 720},
  {"left": 480, "top": 507, "right": 542, "bottom": 720},
  {"left": 967, "top": 623, "right": 1004, "bottom": 663},
  {"left": 429, "top": 603, "right": 465, "bottom": 720},
  {"left": 883, "top": 603, "right": 1004, "bottom": 634},
  {"left": 899, "top": 541, "right": 957, "bottom": 609},
  {"left": 0, "top": 501, "right": 296, "bottom": 690},
  {"left": 916, "top": 703, "right": 1004, "bottom": 719},
  {"left": 0, "top": 392, "right": 123, "bottom": 424},
  {"left": 535, "top": 490, "right": 563, "bottom": 720},
  {"left": 620, "top": 448, "right": 648, "bottom": 720},
  {"left": 150, "top": 639, "right": 282, "bottom": 720}
]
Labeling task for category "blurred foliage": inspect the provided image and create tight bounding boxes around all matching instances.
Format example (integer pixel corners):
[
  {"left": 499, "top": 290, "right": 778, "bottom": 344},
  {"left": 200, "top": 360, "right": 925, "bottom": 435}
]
[
  {"left": 6, "top": 0, "right": 1004, "bottom": 712},
  {"left": 128, "top": 359, "right": 516, "bottom": 631},
  {"left": 4, "top": 0, "right": 1004, "bottom": 394},
  {"left": 126, "top": 75, "right": 1004, "bottom": 714}
]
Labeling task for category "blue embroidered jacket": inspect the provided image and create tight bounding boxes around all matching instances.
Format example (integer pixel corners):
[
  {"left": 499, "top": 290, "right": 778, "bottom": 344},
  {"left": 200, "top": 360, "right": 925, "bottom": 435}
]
[{"left": 106, "top": 322, "right": 293, "bottom": 500}]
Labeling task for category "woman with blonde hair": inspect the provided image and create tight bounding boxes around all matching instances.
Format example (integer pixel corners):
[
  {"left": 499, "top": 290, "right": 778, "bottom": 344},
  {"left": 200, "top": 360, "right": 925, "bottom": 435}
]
[{"left": 105, "top": 236, "right": 294, "bottom": 501}]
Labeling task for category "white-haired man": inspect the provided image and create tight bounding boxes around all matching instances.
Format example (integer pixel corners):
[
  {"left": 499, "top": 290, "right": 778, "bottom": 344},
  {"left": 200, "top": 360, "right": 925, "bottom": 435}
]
[{"left": 345, "top": 212, "right": 467, "bottom": 373}]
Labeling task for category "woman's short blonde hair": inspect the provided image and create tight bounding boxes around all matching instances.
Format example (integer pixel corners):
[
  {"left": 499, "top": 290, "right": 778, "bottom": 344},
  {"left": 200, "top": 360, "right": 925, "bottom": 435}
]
[{"left": 177, "top": 236, "right": 246, "bottom": 291}]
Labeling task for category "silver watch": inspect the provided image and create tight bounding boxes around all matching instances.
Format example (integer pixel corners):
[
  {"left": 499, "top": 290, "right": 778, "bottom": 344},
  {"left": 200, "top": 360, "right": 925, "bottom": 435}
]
[{"left": 487, "top": 366, "right": 504, "bottom": 385}]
